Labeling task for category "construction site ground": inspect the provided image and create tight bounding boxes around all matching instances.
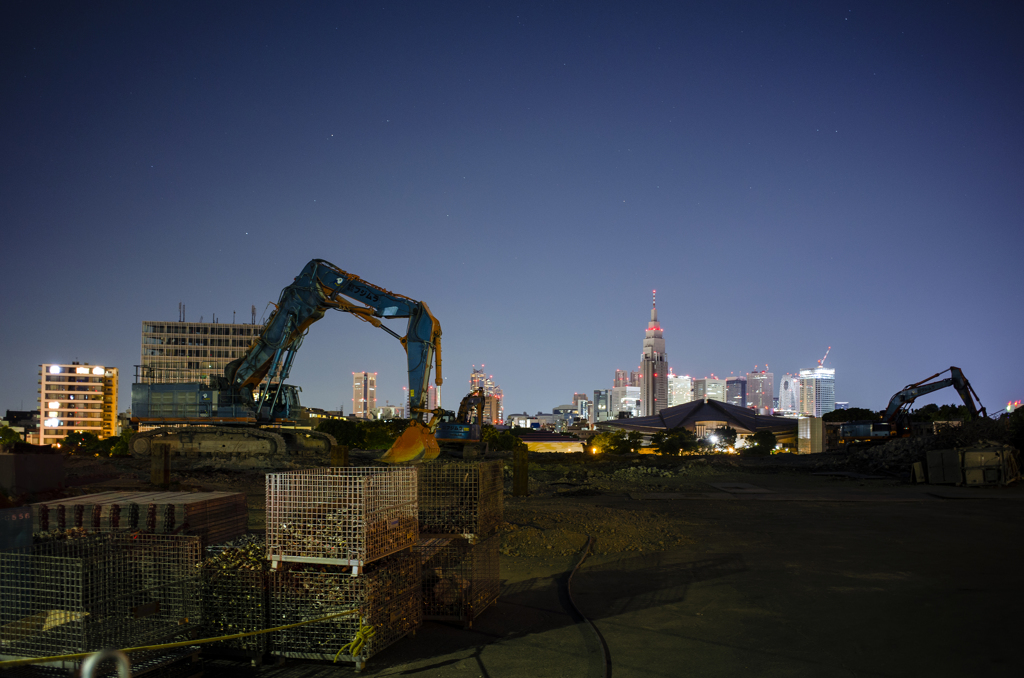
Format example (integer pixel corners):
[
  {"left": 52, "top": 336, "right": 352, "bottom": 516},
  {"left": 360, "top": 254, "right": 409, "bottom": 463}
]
[{"left": 64, "top": 453, "right": 1024, "bottom": 677}]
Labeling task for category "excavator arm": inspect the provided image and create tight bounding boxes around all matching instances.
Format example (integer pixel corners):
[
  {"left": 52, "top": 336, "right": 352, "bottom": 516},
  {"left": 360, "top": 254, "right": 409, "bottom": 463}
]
[
  {"left": 225, "top": 259, "right": 443, "bottom": 461},
  {"left": 881, "top": 366, "right": 987, "bottom": 426}
]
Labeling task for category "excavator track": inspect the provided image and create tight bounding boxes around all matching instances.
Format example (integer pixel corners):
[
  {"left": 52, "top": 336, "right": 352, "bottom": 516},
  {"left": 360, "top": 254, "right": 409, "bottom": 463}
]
[
  {"left": 130, "top": 425, "right": 289, "bottom": 464},
  {"left": 277, "top": 429, "right": 337, "bottom": 457}
]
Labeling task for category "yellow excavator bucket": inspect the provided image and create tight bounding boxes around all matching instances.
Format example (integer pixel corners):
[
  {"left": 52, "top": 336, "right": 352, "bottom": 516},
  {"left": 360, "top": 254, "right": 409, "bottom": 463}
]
[{"left": 381, "top": 420, "right": 440, "bottom": 463}]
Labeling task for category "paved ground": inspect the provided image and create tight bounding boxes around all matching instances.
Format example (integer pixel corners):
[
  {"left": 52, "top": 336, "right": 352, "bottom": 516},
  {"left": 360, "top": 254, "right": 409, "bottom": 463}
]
[{"left": 204, "top": 471, "right": 1024, "bottom": 678}]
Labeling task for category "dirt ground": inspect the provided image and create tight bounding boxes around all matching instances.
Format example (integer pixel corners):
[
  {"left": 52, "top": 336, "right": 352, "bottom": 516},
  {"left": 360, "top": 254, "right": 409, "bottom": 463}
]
[{"left": 45, "top": 451, "right": 1024, "bottom": 677}]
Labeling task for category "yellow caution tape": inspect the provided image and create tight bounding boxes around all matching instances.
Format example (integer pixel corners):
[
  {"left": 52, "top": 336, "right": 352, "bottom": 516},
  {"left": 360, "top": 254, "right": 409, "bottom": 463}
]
[{"left": 0, "top": 608, "right": 358, "bottom": 670}]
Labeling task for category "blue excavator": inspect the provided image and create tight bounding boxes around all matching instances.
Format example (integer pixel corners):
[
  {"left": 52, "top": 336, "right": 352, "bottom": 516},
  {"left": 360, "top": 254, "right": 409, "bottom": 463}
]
[{"left": 130, "top": 259, "right": 444, "bottom": 463}]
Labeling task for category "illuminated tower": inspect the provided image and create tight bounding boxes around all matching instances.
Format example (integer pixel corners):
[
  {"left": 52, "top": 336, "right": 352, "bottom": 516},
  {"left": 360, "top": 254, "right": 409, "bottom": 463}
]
[
  {"left": 640, "top": 291, "right": 668, "bottom": 417},
  {"left": 352, "top": 372, "right": 376, "bottom": 419}
]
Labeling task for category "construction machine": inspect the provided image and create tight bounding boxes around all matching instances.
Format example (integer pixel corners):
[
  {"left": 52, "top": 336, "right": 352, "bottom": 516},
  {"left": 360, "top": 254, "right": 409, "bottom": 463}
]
[
  {"left": 434, "top": 389, "right": 487, "bottom": 457},
  {"left": 130, "top": 259, "right": 443, "bottom": 464},
  {"left": 837, "top": 366, "right": 987, "bottom": 450}
]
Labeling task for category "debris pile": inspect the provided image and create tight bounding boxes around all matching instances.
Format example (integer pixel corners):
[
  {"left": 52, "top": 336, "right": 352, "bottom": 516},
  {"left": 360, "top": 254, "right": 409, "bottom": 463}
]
[
  {"left": 612, "top": 466, "right": 675, "bottom": 480},
  {"left": 849, "top": 436, "right": 1021, "bottom": 478},
  {"left": 848, "top": 437, "right": 937, "bottom": 473}
]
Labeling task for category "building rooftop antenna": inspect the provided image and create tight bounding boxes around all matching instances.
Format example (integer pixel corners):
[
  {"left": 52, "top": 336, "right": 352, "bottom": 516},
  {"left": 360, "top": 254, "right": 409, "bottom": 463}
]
[{"left": 818, "top": 346, "right": 832, "bottom": 367}]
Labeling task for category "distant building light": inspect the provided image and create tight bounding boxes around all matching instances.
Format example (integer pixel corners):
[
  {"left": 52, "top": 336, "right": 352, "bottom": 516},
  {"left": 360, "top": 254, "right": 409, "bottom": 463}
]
[{"left": 49, "top": 365, "right": 61, "bottom": 374}]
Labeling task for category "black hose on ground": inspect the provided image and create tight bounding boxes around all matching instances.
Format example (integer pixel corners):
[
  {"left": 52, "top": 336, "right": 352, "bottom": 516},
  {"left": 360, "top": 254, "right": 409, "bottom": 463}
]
[{"left": 564, "top": 535, "right": 612, "bottom": 678}]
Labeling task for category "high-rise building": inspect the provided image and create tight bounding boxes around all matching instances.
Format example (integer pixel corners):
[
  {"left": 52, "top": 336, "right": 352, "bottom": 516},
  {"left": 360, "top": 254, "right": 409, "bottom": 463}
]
[
  {"left": 777, "top": 373, "right": 801, "bottom": 413},
  {"left": 640, "top": 293, "right": 668, "bottom": 417},
  {"left": 469, "top": 366, "right": 503, "bottom": 424},
  {"left": 38, "top": 363, "right": 118, "bottom": 446},
  {"left": 613, "top": 370, "right": 629, "bottom": 388},
  {"left": 140, "top": 320, "right": 264, "bottom": 384},
  {"left": 667, "top": 372, "right": 693, "bottom": 407},
  {"left": 629, "top": 371, "right": 641, "bottom": 387},
  {"left": 610, "top": 386, "right": 642, "bottom": 418},
  {"left": 799, "top": 367, "right": 835, "bottom": 417},
  {"left": 593, "top": 389, "right": 612, "bottom": 422},
  {"left": 352, "top": 372, "right": 377, "bottom": 418},
  {"left": 746, "top": 370, "right": 774, "bottom": 411},
  {"left": 693, "top": 377, "right": 726, "bottom": 403},
  {"left": 726, "top": 376, "right": 747, "bottom": 408}
]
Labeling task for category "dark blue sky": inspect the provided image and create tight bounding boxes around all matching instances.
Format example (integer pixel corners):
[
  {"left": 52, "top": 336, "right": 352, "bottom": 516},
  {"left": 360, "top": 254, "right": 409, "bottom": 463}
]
[{"left": 2, "top": 1, "right": 1022, "bottom": 417}]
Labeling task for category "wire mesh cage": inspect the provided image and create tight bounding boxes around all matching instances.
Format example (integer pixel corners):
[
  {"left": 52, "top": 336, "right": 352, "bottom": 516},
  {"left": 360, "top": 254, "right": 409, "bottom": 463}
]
[
  {"left": 265, "top": 467, "right": 417, "bottom": 570},
  {"left": 199, "top": 535, "right": 269, "bottom": 659},
  {"left": 268, "top": 552, "right": 422, "bottom": 667},
  {"left": 416, "top": 533, "right": 500, "bottom": 625},
  {"left": 1, "top": 645, "right": 203, "bottom": 678},
  {"left": 418, "top": 460, "right": 503, "bottom": 537},
  {"left": 0, "top": 533, "right": 200, "bottom": 671}
]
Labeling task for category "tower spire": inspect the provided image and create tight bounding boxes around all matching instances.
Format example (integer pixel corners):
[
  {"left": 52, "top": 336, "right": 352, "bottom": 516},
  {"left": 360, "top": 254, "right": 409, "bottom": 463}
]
[{"left": 651, "top": 289, "right": 657, "bottom": 323}]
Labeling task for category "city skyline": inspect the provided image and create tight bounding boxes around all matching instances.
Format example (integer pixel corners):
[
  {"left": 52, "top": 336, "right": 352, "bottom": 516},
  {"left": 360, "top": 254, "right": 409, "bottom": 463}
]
[{"left": 2, "top": 3, "right": 1021, "bottom": 418}]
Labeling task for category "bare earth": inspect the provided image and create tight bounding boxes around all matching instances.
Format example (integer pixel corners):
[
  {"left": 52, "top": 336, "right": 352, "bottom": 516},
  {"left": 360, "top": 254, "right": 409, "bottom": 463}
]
[{"left": 63, "top": 452, "right": 1024, "bottom": 677}]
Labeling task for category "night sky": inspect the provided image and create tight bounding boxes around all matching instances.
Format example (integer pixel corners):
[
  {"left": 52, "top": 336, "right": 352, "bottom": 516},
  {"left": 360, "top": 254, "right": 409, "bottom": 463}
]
[{"left": 2, "top": 2, "right": 1022, "bottom": 419}]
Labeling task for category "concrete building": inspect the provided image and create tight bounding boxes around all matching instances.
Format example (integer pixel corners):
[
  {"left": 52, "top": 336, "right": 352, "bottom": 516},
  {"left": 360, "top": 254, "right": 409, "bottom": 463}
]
[
  {"left": 140, "top": 320, "right": 264, "bottom": 384},
  {"left": 351, "top": 371, "right": 377, "bottom": 419},
  {"left": 798, "top": 416, "right": 825, "bottom": 454},
  {"left": 726, "top": 376, "right": 747, "bottom": 408},
  {"left": 593, "top": 389, "right": 613, "bottom": 422},
  {"left": 667, "top": 372, "right": 693, "bottom": 407},
  {"left": 629, "top": 371, "right": 641, "bottom": 387},
  {"left": 693, "top": 377, "right": 726, "bottom": 403},
  {"left": 799, "top": 367, "right": 836, "bottom": 417},
  {"left": 640, "top": 293, "right": 669, "bottom": 418},
  {"left": 610, "top": 386, "right": 642, "bottom": 418},
  {"left": 746, "top": 370, "right": 774, "bottom": 412},
  {"left": 778, "top": 373, "right": 801, "bottom": 413},
  {"left": 613, "top": 370, "right": 629, "bottom": 388},
  {"left": 38, "top": 363, "right": 118, "bottom": 445}
]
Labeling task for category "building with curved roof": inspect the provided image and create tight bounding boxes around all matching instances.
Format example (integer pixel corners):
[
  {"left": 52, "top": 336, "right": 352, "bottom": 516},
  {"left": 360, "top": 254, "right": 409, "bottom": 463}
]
[{"left": 597, "top": 398, "right": 797, "bottom": 444}]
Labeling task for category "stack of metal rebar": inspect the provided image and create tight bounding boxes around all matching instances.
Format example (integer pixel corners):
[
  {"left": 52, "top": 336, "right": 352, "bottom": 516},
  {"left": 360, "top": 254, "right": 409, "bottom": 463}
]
[
  {"left": 32, "top": 491, "right": 247, "bottom": 546},
  {"left": 415, "top": 460, "right": 502, "bottom": 625},
  {"left": 263, "top": 467, "right": 421, "bottom": 671}
]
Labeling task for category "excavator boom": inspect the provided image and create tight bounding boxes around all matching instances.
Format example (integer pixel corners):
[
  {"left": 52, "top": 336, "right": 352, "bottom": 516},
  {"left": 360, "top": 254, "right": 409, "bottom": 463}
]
[
  {"left": 881, "top": 366, "right": 987, "bottom": 427},
  {"left": 226, "top": 259, "right": 443, "bottom": 462}
]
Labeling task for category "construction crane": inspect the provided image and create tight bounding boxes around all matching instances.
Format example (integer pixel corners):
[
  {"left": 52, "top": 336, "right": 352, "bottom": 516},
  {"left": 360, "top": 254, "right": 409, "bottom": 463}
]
[{"left": 818, "top": 346, "right": 831, "bottom": 367}]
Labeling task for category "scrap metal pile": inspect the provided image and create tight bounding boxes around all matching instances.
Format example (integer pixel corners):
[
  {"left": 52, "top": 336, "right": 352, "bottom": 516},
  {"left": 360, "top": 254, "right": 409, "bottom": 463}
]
[
  {"left": 2, "top": 463, "right": 504, "bottom": 674},
  {"left": 0, "top": 532, "right": 202, "bottom": 677},
  {"left": 264, "top": 466, "right": 423, "bottom": 670},
  {"left": 415, "top": 461, "right": 503, "bottom": 625}
]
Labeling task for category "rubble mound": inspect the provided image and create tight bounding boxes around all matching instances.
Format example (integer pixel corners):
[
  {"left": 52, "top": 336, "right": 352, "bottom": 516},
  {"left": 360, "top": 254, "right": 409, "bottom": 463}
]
[
  {"left": 850, "top": 436, "right": 1020, "bottom": 475},
  {"left": 611, "top": 466, "right": 674, "bottom": 480}
]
